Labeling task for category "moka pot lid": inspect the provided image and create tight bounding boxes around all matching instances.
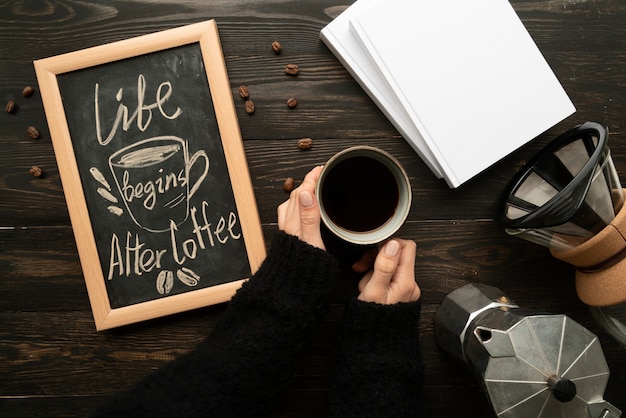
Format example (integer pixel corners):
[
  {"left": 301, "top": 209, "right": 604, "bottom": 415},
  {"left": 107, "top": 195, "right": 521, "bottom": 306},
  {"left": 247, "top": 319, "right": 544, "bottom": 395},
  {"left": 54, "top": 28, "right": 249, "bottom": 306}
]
[{"left": 479, "top": 314, "right": 610, "bottom": 417}]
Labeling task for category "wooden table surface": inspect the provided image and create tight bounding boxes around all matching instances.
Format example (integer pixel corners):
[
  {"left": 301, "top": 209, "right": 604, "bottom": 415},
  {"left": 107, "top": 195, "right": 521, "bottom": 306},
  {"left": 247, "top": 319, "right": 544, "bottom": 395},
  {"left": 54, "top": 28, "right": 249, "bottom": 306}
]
[{"left": 1, "top": 1, "right": 625, "bottom": 416}]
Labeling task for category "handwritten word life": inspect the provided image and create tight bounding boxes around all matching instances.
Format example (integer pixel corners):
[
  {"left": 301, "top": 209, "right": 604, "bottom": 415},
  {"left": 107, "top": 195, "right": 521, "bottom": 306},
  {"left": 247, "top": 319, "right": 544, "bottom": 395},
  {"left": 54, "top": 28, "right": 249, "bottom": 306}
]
[
  {"left": 108, "top": 202, "right": 241, "bottom": 280},
  {"left": 95, "top": 74, "right": 183, "bottom": 145}
]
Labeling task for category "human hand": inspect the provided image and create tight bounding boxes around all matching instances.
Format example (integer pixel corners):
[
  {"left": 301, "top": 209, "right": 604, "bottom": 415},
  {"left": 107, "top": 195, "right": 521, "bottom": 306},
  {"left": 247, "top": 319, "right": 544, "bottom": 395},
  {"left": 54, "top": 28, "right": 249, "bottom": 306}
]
[
  {"left": 353, "top": 239, "right": 420, "bottom": 304},
  {"left": 277, "top": 166, "right": 325, "bottom": 250}
]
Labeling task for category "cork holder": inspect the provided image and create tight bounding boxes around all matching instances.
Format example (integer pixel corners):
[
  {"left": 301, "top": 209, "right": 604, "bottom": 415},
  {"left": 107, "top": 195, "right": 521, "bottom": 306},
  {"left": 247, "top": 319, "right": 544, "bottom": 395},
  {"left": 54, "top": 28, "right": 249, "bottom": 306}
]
[{"left": 551, "top": 190, "right": 626, "bottom": 307}]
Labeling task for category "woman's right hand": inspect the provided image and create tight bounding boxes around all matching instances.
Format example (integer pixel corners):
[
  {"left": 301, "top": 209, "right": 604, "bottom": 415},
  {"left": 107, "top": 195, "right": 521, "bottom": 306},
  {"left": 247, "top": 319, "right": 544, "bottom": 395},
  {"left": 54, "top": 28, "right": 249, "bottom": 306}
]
[
  {"left": 353, "top": 239, "right": 421, "bottom": 305},
  {"left": 276, "top": 166, "right": 325, "bottom": 250}
]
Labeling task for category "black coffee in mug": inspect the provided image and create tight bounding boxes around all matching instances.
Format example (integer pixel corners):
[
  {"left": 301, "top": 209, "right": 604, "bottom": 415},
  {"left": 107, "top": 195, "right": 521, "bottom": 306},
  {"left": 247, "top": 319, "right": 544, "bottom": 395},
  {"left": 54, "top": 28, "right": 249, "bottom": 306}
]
[
  {"left": 317, "top": 146, "right": 412, "bottom": 245},
  {"left": 321, "top": 155, "right": 399, "bottom": 232}
]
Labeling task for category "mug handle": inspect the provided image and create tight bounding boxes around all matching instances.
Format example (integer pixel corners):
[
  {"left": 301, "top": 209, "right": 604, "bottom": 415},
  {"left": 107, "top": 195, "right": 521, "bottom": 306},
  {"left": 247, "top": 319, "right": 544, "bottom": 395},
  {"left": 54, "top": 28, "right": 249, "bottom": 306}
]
[{"left": 188, "top": 150, "right": 209, "bottom": 199}]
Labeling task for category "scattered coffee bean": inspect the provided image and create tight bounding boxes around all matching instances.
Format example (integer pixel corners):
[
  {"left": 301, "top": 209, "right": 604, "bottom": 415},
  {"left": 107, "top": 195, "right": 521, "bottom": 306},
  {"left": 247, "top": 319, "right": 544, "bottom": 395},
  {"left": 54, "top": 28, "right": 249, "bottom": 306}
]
[
  {"left": 297, "top": 138, "right": 313, "bottom": 150},
  {"left": 26, "top": 126, "right": 40, "bottom": 139},
  {"left": 284, "top": 64, "right": 299, "bottom": 76},
  {"left": 22, "top": 86, "right": 34, "bottom": 97},
  {"left": 29, "top": 166, "right": 43, "bottom": 177},
  {"left": 283, "top": 177, "right": 295, "bottom": 192},
  {"left": 271, "top": 40, "right": 282, "bottom": 54},
  {"left": 6, "top": 100, "right": 16, "bottom": 114},
  {"left": 287, "top": 97, "right": 297, "bottom": 108},
  {"left": 245, "top": 99, "right": 255, "bottom": 114},
  {"left": 238, "top": 85, "right": 249, "bottom": 99}
]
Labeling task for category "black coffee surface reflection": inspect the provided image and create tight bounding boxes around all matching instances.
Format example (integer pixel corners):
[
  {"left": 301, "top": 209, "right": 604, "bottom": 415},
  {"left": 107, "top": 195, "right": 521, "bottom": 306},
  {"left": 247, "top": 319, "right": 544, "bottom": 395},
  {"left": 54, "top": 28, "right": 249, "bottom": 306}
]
[{"left": 321, "top": 156, "right": 399, "bottom": 232}]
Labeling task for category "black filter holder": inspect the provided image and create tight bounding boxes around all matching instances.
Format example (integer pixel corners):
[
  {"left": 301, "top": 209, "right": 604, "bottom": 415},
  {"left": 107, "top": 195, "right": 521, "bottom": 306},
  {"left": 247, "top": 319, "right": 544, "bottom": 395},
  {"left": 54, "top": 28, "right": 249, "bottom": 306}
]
[{"left": 502, "top": 121, "right": 610, "bottom": 231}]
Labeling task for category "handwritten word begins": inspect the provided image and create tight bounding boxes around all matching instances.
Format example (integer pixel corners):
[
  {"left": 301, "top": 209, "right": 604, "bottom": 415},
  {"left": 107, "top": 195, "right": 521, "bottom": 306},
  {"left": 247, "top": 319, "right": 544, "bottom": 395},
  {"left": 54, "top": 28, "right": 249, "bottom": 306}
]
[
  {"left": 108, "top": 202, "right": 241, "bottom": 280},
  {"left": 121, "top": 167, "right": 186, "bottom": 211},
  {"left": 95, "top": 74, "right": 183, "bottom": 146}
]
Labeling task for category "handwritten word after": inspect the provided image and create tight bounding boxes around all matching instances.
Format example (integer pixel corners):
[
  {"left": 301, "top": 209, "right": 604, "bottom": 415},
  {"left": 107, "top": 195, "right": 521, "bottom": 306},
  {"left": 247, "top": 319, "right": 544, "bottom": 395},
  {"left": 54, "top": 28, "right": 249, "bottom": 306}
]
[
  {"left": 108, "top": 202, "right": 241, "bottom": 279},
  {"left": 95, "top": 74, "right": 183, "bottom": 145}
]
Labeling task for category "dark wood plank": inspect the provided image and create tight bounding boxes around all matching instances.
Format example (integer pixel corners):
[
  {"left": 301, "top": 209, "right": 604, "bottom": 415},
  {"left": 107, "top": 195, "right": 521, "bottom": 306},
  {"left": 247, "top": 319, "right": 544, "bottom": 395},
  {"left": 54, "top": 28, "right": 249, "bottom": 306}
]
[{"left": 0, "top": 221, "right": 584, "bottom": 312}]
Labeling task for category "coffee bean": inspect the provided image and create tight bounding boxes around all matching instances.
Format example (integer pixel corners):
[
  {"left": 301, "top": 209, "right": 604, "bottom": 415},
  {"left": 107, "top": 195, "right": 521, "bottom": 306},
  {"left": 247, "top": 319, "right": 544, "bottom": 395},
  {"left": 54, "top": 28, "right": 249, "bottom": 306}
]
[
  {"left": 22, "top": 86, "right": 34, "bottom": 97},
  {"left": 284, "top": 64, "right": 299, "bottom": 76},
  {"left": 238, "top": 85, "right": 249, "bottom": 99},
  {"left": 6, "top": 100, "right": 16, "bottom": 114},
  {"left": 176, "top": 267, "right": 200, "bottom": 287},
  {"left": 156, "top": 270, "right": 174, "bottom": 295},
  {"left": 29, "top": 166, "right": 43, "bottom": 177},
  {"left": 287, "top": 97, "right": 297, "bottom": 108},
  {"left": 26, "top": 126, "right": 40, "bottom": 139},
  {"left": 297, "top": 138, "right": 313, "bottom": 150},
  {"left": 245, "top": 99, "right": 255, "bottom": 114},
  {"left": 271, "top": 40, "right": 282, "bottom": 54},
  {"left": 283, "top": 177, "right": 295, "bottom": 192}
]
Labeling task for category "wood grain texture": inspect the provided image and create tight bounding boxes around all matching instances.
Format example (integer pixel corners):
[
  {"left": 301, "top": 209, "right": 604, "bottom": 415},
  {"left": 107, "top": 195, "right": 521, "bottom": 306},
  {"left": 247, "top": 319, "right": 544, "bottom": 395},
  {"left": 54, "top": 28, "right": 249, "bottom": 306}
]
[{"left": 1, "top": 0, "right": 626, "bottom": 416}]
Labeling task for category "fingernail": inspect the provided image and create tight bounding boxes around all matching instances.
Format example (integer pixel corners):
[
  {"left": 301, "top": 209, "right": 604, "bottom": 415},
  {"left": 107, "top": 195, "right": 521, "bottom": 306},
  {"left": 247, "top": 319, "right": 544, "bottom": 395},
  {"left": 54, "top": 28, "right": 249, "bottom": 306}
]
[
  {"left": 300, "top": 190, "right": 314, "bottom": 208},
  {"left": 384, "top": 240, "right": 400, "bottom": 256}
]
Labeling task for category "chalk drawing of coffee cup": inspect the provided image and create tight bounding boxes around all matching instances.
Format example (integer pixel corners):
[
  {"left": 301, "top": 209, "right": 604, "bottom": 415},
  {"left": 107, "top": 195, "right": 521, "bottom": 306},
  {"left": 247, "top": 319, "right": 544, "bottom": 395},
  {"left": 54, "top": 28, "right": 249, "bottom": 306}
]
[{"left": 109, "top": 136, "right": 209, "bottom": 232}]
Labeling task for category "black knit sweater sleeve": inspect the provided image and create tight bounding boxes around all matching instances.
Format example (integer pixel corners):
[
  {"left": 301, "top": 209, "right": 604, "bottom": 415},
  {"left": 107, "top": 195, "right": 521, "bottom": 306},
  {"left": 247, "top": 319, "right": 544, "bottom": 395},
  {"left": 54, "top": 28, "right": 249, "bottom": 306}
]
[
  {"left": 331, "top": 298, "right": 424, "bottom": 418},
  {"left": 93, "top": 231, "right": 339, "bottom": 418}
]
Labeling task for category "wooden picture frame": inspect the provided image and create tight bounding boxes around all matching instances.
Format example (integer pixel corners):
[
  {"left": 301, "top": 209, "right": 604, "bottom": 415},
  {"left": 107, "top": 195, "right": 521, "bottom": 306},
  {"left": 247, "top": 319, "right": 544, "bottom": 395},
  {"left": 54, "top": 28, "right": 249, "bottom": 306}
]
[{"left": 34, "top": 20, "right": 266, "bottom": 331}]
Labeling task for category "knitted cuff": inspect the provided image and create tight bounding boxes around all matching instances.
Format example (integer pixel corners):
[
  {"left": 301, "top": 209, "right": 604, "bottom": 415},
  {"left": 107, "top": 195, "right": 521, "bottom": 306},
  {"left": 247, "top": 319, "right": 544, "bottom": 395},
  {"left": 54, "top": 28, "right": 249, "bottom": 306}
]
[
  {"left": 233, "top": 231, "right": 340, "bottom": 313},
  {"left": 341, "top": 298, "right": 422, "bottom": 357}
]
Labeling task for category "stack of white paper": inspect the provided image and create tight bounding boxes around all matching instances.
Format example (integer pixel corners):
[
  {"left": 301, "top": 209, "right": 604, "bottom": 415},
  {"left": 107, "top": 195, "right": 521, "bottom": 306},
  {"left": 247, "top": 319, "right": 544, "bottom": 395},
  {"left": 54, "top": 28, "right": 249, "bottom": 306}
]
[{"left": 321, "top": 0, "right": 576, "bottom": 188}]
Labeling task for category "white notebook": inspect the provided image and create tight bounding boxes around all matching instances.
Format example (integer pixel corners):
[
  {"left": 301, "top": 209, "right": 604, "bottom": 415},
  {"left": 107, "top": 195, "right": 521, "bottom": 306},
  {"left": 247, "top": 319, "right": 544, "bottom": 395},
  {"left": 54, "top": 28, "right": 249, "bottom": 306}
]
[{"left": 322, "top": 0, "right": 576, "bottom": 188}]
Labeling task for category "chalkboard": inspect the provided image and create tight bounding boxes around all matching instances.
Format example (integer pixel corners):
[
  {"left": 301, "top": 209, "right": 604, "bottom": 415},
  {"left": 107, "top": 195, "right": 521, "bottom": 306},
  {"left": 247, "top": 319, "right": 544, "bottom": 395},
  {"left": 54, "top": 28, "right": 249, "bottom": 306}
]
[{"left": 34, "top": 20, "right": 266, "bottom": 331}]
